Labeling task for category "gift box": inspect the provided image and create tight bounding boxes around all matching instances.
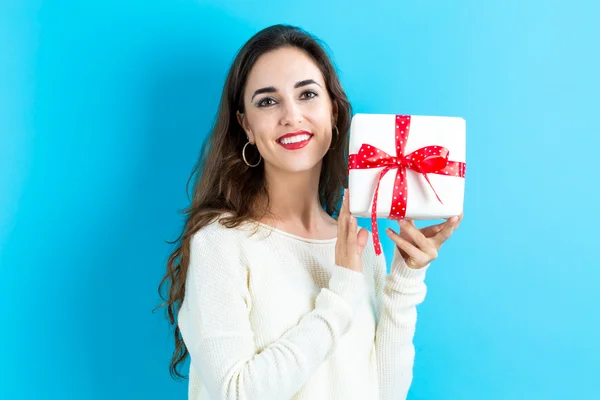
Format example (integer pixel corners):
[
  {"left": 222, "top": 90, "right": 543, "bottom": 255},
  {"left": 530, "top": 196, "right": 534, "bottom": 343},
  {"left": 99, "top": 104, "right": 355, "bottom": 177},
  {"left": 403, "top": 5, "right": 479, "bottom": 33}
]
[{"left": 348, "top": 113, "right": 467, "bottom": 255}]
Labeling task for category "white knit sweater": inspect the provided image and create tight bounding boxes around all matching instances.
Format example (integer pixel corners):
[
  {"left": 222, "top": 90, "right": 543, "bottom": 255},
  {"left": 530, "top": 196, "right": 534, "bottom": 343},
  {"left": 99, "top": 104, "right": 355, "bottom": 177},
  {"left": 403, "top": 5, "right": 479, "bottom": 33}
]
[{"left": 177, "top": 213, "right": 429, "bottom": 400}]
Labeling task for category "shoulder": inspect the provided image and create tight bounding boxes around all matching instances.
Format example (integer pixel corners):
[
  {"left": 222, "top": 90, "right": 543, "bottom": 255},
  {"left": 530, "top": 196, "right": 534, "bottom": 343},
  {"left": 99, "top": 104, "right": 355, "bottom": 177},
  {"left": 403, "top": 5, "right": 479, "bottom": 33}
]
[
  {"left": 192, "top": 213, "right": 237, "bottom": 239},
  {"left": 187, "top": 213, "right": 254, "bottom": 279},
  {"left": 190, "top": 213, "right": 254, "bottom": 259}
]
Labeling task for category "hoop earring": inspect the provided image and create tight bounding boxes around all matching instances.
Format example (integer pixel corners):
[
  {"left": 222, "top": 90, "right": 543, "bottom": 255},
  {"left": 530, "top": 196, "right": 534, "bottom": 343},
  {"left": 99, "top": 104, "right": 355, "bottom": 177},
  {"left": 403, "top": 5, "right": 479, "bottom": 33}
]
[
  {"left": 329, "top": 125, "right": 339, "bottom": 151},
  {"left": 242, "top": 140, "right": 262, "bottom": 167}
]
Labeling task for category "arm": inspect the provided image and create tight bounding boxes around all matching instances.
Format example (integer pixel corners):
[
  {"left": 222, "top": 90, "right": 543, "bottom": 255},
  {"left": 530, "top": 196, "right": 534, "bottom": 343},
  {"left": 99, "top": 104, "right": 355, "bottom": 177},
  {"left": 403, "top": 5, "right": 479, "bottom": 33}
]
[
  {"left": 373, "top": 244, "right": 430, "bottom": 400},
  {"left": 178, "top": 226, "right": 367, "bottom": 400}
]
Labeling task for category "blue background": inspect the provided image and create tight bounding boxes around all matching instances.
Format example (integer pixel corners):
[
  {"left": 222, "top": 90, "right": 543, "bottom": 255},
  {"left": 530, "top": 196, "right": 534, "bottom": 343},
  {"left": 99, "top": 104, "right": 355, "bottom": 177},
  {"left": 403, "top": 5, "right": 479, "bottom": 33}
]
[{"left": 1, "top": 0, "right": 598, "bottom": 398}]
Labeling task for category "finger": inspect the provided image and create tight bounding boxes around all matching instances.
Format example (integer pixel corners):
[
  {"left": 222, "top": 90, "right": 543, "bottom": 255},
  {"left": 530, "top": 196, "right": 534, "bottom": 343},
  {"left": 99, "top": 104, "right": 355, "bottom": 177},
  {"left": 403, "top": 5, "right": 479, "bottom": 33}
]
[
  {"left": 338, "top": 189, "right": 349, "bottom": 242},
  {"left": 386, "top": 229, "right": 431, "bottom": 266},
  {"left": 339, "top": 188, "right": 349, "bottom": 217},
  {"left": 399, "top": 219, "right": 436, "bottom": 256},
  {"left": 420, "top": 221, "right": 446, "bottom": 238},
  {"left": 356, "top": 227, "right": 369, "bottom": 255},
  {"left": 347, "top": 192, "right": 358, "bottom": 234},
  {"left": 432, "top": 216, "right": 458, "bottom": 247},
  {"left": 347, "top": 216, "right": 357, "bottom": 250},
  {"left": 454, "top": 212, "right": 463, "bottom": 230}
]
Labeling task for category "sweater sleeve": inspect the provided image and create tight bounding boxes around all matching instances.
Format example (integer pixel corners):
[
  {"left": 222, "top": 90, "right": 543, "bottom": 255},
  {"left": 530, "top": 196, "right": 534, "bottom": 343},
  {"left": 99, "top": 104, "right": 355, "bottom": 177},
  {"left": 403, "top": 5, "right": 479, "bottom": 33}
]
[
  {"left": 373, "top": 243, "right": 430, "bottom": 400},
  {"left": 177, "top": 225, "right": 367, "bottom": 400}
]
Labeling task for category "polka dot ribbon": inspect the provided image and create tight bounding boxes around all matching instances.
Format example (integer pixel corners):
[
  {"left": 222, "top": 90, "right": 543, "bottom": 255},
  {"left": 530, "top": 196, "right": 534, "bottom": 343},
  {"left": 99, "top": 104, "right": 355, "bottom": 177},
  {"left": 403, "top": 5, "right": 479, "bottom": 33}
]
[{"left": 348, "top": 115, "right": 467, "bottom": 255}]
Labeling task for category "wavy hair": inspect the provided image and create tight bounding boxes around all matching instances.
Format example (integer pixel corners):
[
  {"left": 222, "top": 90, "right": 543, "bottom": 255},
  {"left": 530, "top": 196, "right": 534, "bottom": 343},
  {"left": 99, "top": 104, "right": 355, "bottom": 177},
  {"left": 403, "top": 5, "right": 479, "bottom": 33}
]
[{"left": 155, "top": 23, "right": 352, "bottom": 380}]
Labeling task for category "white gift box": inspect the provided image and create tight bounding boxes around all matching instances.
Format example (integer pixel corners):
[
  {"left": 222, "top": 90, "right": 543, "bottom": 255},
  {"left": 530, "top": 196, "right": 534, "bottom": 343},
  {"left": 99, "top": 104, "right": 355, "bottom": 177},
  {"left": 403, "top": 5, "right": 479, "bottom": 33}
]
[{"left": 348, "top": 113, "right": 466, "bottom": 221}]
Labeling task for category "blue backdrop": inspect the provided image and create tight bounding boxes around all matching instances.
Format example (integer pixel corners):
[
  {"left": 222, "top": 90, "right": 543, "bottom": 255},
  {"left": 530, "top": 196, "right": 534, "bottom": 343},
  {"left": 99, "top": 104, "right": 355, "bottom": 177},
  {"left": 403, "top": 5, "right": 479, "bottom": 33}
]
[{"left": 1, "top": 0, "right": 598, "bottom": 398}]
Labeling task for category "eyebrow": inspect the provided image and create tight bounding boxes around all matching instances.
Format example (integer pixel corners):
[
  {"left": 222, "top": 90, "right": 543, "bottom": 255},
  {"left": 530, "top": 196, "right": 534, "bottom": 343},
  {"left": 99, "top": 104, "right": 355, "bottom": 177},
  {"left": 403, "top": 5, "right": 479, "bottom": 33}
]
[{"left": 250, "top": 79, "right": 322, "bottom": 102}]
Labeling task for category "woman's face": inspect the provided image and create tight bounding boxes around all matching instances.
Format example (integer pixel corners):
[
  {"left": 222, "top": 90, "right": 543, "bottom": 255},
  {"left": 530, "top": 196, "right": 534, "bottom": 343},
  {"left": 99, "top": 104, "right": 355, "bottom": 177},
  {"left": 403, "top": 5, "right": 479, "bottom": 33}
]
[{"left": 237, "top": 46, "right": 337, "bottom": 173}]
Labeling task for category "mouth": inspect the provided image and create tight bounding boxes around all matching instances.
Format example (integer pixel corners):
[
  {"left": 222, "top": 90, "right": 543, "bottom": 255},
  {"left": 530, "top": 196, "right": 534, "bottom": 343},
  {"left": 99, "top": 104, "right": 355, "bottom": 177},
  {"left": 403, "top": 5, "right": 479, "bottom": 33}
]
[{"left": 276, "top": 131, "right": 314, "bottom": 150}]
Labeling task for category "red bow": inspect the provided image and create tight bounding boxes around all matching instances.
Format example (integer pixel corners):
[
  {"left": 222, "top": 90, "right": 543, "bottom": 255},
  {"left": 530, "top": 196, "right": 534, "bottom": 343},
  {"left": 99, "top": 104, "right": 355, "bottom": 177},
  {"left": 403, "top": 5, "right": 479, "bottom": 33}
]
[{"left": 348, "top": 115, "right": 466, "bottom": 255}]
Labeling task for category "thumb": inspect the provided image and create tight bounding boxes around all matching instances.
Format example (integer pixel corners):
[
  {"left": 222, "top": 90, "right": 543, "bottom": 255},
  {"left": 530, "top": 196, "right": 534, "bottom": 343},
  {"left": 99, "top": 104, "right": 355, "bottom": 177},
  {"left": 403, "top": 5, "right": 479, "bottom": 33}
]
[{"left": 356, "top": 228, "right": 369, "bottom": 256}]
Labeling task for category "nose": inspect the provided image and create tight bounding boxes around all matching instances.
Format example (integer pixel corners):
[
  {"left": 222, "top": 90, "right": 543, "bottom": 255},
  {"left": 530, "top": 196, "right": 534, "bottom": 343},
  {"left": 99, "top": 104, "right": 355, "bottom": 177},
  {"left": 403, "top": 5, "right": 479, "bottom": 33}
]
[{"left": 280, "top": 98, "right": 303, "bottom": 126}]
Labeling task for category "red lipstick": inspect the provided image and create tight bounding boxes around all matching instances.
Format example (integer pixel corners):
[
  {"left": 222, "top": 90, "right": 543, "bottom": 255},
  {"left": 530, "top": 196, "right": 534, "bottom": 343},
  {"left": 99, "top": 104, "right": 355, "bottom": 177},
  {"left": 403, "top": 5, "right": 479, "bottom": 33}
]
[{"left": 276, "top": 130, "right": 313, "bottom": 150}]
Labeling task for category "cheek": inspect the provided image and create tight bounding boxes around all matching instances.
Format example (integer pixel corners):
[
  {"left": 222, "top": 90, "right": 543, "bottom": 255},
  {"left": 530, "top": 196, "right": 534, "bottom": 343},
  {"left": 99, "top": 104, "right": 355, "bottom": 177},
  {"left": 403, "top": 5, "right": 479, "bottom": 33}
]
[
  {"left": 246, "top": 111, "right": 274, "bottom": 140},
  {"left": 311, "top": 101, "right": 333, "bottom": 125}
]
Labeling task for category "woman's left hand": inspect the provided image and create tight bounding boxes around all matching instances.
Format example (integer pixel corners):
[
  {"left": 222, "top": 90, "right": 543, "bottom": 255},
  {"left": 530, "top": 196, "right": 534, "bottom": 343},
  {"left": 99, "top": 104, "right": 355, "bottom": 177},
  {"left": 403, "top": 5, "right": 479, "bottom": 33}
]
[{"left": 385, "top": 212, "right": 463, "bottom": 269}]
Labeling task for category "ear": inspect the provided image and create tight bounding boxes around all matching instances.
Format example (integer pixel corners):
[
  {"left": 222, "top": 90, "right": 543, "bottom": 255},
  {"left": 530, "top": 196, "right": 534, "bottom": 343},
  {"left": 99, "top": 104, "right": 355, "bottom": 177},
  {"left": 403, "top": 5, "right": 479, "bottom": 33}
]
[
  {"left": 331, "top": 100, "right": 339, "bottom": 125},
  {"left": 236, "top": 111, "right": 255, "bottom": 143}
]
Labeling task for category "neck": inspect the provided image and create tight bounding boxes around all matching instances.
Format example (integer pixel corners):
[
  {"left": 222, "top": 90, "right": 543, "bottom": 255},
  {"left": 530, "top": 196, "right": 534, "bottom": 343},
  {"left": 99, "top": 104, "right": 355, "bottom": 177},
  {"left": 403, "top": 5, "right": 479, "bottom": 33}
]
[{"left": 256, "top": 160, "right": 330, "bottom": 233}]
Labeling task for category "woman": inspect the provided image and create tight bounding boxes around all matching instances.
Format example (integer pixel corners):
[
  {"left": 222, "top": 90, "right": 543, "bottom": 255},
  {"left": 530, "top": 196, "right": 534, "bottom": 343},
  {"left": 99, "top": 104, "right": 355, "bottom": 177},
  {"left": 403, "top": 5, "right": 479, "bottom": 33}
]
[{"left": 157, "top": 24, "right": 462, "bottom": 400}]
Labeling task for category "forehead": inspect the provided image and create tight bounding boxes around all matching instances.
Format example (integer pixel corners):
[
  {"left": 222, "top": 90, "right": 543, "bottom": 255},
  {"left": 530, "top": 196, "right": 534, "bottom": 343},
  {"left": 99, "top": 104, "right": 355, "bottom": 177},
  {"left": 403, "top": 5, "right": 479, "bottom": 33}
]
[{"left": 245, "top": 47, "right": 325, "bottom": 91}]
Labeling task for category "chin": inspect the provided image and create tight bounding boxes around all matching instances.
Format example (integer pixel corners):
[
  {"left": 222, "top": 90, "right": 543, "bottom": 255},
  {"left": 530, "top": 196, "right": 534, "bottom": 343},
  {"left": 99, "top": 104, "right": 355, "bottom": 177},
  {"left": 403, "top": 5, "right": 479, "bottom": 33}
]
[{"left": 276, "top": 156, "right": 324, "bottom": 173}]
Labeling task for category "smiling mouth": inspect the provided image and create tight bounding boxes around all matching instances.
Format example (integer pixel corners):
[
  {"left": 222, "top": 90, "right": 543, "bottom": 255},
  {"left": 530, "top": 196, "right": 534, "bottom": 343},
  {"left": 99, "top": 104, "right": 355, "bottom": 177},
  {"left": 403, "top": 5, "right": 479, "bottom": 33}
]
[
  {"left": 276, "top": 133, "right": 314, "bottom": 145},
  {"left": 276, "top": 134, "right": 314, "bottom": 150}
]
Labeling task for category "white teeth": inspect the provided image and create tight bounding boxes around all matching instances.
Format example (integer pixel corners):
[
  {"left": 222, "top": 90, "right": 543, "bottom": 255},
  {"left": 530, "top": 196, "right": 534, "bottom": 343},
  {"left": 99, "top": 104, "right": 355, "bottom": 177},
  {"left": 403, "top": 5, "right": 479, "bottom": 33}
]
[{"left": 279, "top": 134, "right": 311, "bottom": 145}]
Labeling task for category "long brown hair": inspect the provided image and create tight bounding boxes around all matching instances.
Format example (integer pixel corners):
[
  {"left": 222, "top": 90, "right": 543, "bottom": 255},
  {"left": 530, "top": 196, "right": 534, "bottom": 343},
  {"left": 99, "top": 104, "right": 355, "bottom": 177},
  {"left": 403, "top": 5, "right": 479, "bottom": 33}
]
[{"left": 155, "top": 24, "right": 353, "bottom": 380}]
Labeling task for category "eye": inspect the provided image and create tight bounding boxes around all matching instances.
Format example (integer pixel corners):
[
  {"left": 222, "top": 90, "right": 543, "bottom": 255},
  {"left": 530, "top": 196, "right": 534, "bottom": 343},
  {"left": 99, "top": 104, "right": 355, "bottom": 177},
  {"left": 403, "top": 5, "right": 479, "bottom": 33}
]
[
  {"left": 257, "top": 97, "right": 276, "bottom": 108},
  {"left": 301, "top": 90, "right": 317, "bottom": 99}
]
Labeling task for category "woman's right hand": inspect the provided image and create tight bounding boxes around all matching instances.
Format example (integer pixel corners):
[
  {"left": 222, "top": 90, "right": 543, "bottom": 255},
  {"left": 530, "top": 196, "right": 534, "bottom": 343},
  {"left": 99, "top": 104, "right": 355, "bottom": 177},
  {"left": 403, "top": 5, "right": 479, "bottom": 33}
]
[{"left": 335, "top": 188, "right": 369, "bottom": 273}]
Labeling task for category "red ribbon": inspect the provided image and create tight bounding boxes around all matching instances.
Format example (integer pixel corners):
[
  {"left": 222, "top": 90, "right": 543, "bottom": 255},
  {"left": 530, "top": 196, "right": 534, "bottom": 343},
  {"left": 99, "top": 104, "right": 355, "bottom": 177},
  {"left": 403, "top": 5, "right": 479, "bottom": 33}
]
[{"left": 348, "top": 115, "right": 466, "bottom": 255}]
